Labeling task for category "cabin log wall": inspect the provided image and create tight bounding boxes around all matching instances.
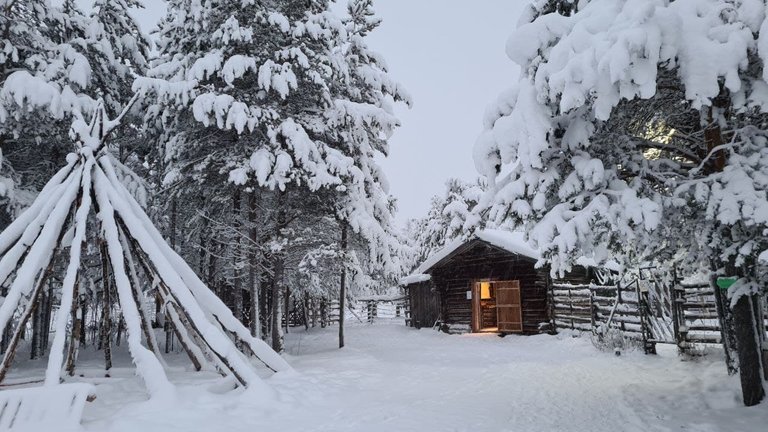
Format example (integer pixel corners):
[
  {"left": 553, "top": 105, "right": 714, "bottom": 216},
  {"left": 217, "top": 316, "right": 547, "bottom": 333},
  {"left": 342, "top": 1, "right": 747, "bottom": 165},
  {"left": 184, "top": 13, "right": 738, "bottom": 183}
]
[
  {"left": 430, "top": 242, "right": 549, "bottom": 334},
  {"left": 407, "top": 282, "right": 441, "bottom": 329}
]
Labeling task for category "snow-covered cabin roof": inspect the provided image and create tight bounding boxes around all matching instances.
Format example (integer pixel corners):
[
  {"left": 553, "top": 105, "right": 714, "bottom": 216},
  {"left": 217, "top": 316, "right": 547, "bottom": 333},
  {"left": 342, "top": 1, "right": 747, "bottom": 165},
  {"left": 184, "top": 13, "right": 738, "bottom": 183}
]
[{"left": 400, "top": 230, "right": 540, "bottom": 286}]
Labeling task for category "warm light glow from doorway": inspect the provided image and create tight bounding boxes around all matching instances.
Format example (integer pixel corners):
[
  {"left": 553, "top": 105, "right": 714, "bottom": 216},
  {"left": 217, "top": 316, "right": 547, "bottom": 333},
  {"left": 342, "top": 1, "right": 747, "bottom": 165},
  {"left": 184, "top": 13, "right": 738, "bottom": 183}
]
[{"left": 480, "top": 282, "right": 492, "bottom": 299}]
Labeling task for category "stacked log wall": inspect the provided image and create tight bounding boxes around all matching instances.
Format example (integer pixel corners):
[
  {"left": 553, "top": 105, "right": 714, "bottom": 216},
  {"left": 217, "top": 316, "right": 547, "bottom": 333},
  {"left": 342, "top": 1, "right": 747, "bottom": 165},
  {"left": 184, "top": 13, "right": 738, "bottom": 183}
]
[
  {"left": 430, "top": 242, "right": 549, "bottom": 334},
  {"left": 407, "top": 282, "right": 441, "bottom": 329}
]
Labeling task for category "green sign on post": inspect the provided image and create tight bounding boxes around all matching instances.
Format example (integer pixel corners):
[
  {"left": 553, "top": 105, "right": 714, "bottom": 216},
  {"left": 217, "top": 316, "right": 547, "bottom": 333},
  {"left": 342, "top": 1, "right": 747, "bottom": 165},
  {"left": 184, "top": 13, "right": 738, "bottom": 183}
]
[{"left": 716, "top": 277, "right": 738, "bottom": 290}]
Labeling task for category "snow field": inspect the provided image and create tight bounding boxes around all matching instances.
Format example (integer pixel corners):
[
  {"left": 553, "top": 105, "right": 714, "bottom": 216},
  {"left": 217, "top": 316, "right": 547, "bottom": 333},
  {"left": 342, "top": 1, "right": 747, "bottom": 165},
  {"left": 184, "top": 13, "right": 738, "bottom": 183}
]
[{"left": 33, "top": 323, "right": 764, "bottom": 432}]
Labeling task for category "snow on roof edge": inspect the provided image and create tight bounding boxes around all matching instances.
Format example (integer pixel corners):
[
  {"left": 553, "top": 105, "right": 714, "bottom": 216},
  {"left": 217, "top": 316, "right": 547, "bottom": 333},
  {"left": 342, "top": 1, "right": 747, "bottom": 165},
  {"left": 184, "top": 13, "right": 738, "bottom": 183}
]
[
  {"left": 399, "top": 273, "right": 431, "bottom": 286},
  {"left": 401, "top": 230, "right": 540, "bottom": 285},
  {"left": 475, "top": 229, "right": 540, "bottom": 261}
]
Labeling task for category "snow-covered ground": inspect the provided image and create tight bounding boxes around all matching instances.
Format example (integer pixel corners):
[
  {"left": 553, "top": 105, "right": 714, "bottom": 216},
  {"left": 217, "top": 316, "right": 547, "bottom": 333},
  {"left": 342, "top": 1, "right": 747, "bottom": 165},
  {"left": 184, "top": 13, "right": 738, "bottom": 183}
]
[{"left": 7, "top": 321, "right": 767, "bottom": 431}]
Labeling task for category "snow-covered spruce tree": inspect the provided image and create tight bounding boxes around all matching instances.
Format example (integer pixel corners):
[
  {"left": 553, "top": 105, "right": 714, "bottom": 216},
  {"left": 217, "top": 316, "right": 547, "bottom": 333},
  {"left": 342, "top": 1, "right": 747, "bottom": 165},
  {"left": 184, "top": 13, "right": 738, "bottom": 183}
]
[
  {"left": 319, "top": 0, "right": 411, "bottom": 348},
  {"left": 138, "top": 0, "right": 408, "bottom": 351},
  {"left": 409, "top": 177, "right": 484, "bottom": 263},
  {"left": 474, "top": 0, "right": 767, "bottom": 405},
  {"left": 0, "top": 0, "right": 149, "bottom": 226}
]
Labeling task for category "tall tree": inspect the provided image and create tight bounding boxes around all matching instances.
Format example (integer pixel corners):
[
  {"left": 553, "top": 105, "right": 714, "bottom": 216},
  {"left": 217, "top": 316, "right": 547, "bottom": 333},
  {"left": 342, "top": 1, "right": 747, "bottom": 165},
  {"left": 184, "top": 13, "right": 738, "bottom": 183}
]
[
  {"left": 473, "top": 0, "right": 767, "bottom": 405},
  {"left": 139, "top": 0, "right": 409, "bottom": 351},
  {"left": 409, "top": 177, "right": 484, "bottom": 262}
]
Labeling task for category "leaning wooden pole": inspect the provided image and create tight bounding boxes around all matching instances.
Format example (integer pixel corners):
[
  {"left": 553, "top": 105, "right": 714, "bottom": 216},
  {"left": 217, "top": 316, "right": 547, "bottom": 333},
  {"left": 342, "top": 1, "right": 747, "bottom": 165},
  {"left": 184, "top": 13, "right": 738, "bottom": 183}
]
[
  {"left": 126, "top": 235, "right": 244, "bottom": 383},
  {"left": 0, "top": 172, "right": 80, "bottom": 383},
  {"left": 0, "top": 263, "right": 55, "bottom": 383},
  {"left": 0, "top": 170, "right": 82, "bottom": 342},
  {"left": 45, "top": 159, "right": 93, "bottom": 385},
  {"left": 120, "top": 217, "right": 225, "bottom": 375},
  {"left": 120, "top": 232, "right": 167, "bottom": 367},
  {"left": 93, "top": 167, "right": 174, "bottom": 398},
  {"left": 99, "top": 155, "right": 291, "bottom": 374}
]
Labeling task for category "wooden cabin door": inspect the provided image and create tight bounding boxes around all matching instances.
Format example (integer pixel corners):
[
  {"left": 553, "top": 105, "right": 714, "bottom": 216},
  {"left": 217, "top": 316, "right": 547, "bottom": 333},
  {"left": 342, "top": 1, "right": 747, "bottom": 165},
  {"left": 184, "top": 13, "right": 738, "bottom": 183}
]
[{"left": 496, "top": 281, "right": 523, "bottom": 333}]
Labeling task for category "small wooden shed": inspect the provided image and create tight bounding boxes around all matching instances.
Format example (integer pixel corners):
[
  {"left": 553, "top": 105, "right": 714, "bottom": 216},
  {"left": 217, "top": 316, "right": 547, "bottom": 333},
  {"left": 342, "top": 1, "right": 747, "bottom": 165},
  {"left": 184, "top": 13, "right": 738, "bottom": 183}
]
[{"left": 401, "top": 230, "right": 593, "bottom": 334}]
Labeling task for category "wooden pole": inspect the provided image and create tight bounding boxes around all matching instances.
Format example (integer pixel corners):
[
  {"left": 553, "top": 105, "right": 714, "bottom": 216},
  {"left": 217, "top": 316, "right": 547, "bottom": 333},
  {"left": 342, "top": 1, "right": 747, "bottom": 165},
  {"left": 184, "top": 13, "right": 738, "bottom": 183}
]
[
  {"left": 99, "top": 240, "right": 113, "bottom": 372},
  {"left": 0, "top": 265, "right": 53, "bottom": 383}
]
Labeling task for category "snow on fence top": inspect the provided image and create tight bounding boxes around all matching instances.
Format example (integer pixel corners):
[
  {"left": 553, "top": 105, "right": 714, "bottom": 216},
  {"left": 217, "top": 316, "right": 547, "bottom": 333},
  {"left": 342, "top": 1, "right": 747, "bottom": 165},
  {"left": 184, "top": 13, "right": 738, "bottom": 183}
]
[{"left": 400, "top": 230, "right": 539, "bottom": 286}]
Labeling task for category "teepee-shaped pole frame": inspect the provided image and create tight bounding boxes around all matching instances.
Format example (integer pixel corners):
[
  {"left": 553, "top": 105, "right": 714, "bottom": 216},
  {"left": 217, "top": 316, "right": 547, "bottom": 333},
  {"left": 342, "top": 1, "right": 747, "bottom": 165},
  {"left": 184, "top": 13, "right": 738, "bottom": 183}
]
[{"left": 0, "top": 97, "right": 290, "bottom": 397}]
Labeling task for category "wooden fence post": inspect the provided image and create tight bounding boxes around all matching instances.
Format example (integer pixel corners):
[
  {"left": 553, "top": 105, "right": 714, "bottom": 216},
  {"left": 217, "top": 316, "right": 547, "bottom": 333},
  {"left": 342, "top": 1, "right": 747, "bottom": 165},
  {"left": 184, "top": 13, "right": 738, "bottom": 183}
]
[
  {"left": 589, "top": 289, "right": 596, "bottom": 333},
  {"left": 568, "top": 288, "right": 574, "bottom": 330}
]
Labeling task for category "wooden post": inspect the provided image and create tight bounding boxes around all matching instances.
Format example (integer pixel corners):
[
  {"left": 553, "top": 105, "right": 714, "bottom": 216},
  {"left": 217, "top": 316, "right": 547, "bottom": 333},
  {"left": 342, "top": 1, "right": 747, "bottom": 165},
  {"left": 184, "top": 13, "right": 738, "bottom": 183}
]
[
  {"left": 547, "top": 276, "right": 556, "bottom": 334},
  {"left": 589, "top": 289, "right": 596, "bottom": 333},
  {"left": 712, "top": 273, "right": 737, "bottom": 374},
  {"left": 568, "top": 288, "right": 574, "bottom": 330},
  {"left": 635, "top": 279, "right": 656, "bottom": 355}
]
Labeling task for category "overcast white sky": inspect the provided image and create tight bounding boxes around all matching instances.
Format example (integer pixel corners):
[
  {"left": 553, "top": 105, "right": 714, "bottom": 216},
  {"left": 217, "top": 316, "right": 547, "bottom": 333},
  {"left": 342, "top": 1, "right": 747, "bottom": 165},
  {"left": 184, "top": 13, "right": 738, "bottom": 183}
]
[{"left": 126, "top": 0, "right": 526, "bottom": 224}]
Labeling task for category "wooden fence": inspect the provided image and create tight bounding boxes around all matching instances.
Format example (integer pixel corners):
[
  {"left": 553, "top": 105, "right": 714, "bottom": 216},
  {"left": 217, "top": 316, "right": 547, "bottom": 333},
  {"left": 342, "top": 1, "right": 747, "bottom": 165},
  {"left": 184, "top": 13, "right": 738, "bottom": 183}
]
[
  {"left": 552, "top": 278, "right": 768, "bottom": 355},
  {"left": 285, "top": 298, "right": 407, "bottom": 328},
  {"left": 550, "top": 282, "right": 645, "bottom": 339}
]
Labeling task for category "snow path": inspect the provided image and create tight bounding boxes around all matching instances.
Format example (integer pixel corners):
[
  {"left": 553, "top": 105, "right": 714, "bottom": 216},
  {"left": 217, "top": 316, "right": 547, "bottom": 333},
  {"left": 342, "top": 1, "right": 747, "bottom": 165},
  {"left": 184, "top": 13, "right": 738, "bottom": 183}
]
[{"left": 49, "top": 323, "right": 766, "bottom": 431}]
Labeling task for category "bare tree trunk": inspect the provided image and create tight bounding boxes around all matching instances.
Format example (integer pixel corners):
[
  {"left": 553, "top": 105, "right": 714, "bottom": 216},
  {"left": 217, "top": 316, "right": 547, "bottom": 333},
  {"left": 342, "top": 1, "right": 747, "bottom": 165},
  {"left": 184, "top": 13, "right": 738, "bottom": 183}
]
[
  {"left": 311, "top": 297, "right": 317, "bottom": 328},
  {"left": 284, "top": 285, "right": 290, "bottom": 334},
  {"left": 303, "top": 292, "right": 310, "bottom": 331},
  {"left": 339, "top": 222, "right": 348, "bottom": 349},
  {"left": 100, "top": 241, "right": 113, "bottom": 372},
  {"left": 248, "top": 191, "right": 261, "bottom": 338},
  {"left": 260, "top": 275, "right": 269, "bottom": 340},
  {"left": 165, "top": 310, "right": 174, "bottom": 354},
  {"left": 208, "top": 240, "right": 219, "bottom": 297},
  {"left": 65, "top": 280, "right": 82, "bottom": 377},
  {"left": 115, "top": 318, "right": 124, "bottom": 347},
  {"left": 320, "top": 298, "right": 327, "bottom": 328},
  {"left": 154, "top": 293, "right": 163, "bottom": 328},
  {"left": 30, "top": 291, "right": 42, "bottom": 360},
  {"left": 42, "top": 281, "right": 54, "bottom": 350},
  {"left": 704, "top": 99, "right": 765, "bottom": 405},
  {"left": 271, "top": 255, "right": 284, "bottom": 353},
  {"left": 233, "top": 189, "right": 243, "bottom": 322},
  {"left": 170, "top": 198, "right": 177, "bottom": 250},
  {"left": 732, "top": 293, "right": 766, "bottom": 406}
]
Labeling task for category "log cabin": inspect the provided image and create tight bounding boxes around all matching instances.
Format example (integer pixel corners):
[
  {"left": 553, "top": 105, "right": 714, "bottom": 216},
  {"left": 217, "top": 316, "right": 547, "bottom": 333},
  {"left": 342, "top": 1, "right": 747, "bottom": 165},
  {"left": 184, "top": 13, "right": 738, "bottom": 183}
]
[{"left": 401, "top": 230, "right": 595, "bottom": 335}]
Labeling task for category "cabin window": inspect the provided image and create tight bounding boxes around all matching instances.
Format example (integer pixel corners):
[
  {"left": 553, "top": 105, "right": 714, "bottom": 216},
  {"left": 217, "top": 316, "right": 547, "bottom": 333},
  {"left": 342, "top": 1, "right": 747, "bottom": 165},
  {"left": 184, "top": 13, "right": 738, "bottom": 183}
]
[{"left": 480, "top": 282, "right": 493, "bottom": 299}]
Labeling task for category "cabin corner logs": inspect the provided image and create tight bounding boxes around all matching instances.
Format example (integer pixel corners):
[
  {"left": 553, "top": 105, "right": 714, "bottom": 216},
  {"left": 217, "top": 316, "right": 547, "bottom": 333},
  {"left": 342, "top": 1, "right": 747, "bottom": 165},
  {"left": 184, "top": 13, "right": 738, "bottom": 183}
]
[{"left": 402, "top": 237, "right": 768, "bottom": 354}]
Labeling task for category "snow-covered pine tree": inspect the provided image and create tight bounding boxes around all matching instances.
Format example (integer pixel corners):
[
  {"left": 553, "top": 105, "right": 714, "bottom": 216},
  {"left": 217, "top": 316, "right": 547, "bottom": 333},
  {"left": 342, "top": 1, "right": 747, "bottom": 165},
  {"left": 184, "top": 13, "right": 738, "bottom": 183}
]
[
  {"left": 138, "top": 0, "right": 408, "bottom": 351},
  {"left": 409, "top": 178, "right": 484, "bottom": 262},
  {"left": 474, "top": 0, "right": 767, "bottom": 405},
  {"left": 319, "top": 0, "right": 411, "bottom": 347},
  {"left": 0, "top": 0, "right": 149, "bottom": 226}
]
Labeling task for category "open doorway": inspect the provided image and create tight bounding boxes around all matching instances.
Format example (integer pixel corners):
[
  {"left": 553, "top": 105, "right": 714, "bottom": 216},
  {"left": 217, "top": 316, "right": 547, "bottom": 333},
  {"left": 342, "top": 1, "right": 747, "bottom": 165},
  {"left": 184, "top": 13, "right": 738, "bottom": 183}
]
[{"left": 472, "top": 281, "right": 522, "bottom": 333}]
